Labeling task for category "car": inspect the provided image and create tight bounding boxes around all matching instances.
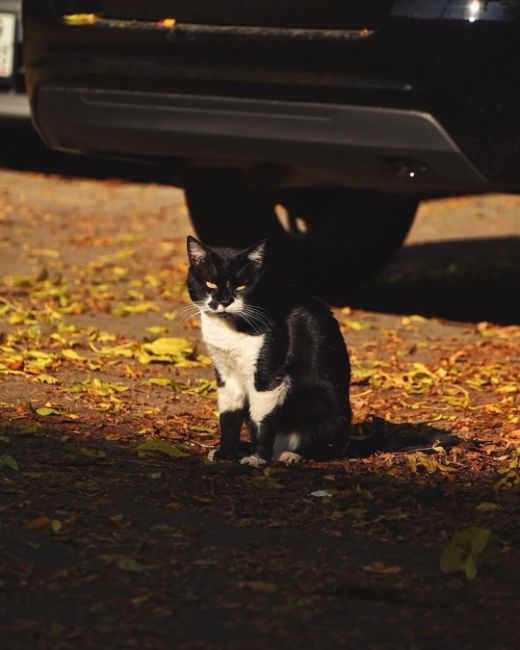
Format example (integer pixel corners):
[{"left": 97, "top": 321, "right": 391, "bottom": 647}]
[
  {"left": 0, "top": 0, "right": 28, "bottom": 119},
  {"left": 21, "top": 1, "right": 520, "bottom": 300}
]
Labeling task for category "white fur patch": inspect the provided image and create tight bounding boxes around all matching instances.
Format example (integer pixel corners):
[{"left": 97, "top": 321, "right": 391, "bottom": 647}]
[
  {"left": 275, "top": 451, "right": 304, "bottom": 465},
  {"left": 207, "top": 448, "right": 218, "bottom": 462},
  {"left": 201, "top": 312, "right": 289, "bottom": 426},
  {"left": 247, "top": 241, "right": 266, "bottom": 266},
  {"left": 240, "top": 454, "right": 267, "bottom": 467},
  {"left": 249, "top": 378, "right": 290, "bottom": 426},
  {"left": 273, "top": 432, "right": 302, "bottom": 456},
  {"left": 217, "top": 374, "right": 247, "bottom": 412},
  {"left": 224, "top": 296, "right": 244, "bottom": 314}
]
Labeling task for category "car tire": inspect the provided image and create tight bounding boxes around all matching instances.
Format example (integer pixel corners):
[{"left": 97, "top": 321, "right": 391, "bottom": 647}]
[{"left": 184, "top": 169, "right": 418, "bottom": 303}]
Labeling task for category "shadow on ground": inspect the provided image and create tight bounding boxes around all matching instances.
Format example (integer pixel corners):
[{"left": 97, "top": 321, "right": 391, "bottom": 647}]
[
  {"left": 349, "top": 236, "right": 520, "bottom": 325},
  {"left": 345, "top": 417, "right": 460, "bottom": 458},
  {"left": 1, "top": 413, "right": 517, "bottom": 649}
]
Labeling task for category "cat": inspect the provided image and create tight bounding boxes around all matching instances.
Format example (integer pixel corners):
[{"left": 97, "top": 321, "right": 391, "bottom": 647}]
[{"left": 186, "top": 235, "right": 351, "bottom": 466}]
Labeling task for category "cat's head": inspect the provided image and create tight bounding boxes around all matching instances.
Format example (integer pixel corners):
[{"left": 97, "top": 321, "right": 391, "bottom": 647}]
[{"left": 186, "top": 236, "right": 267, "bottom": 315}]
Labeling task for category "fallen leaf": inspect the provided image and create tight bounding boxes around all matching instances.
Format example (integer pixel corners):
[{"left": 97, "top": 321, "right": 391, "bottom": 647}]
[
  {"left": 0, "top": 454, "right": 18, "bottom": 471},
  {"left": 50, "top": 519, "right": 62, "bottom": 534},
  {"left": 311, "top": 490, "right": 334, "bottom": 498},
  {"left": 363, "top": 561, "right": 402, "bottom": 575},
  {"left": 440, "top": 527, "right": 497, "bottom": 580},
  {"left": 147, "top": 377, "right": 172, "bottom": 387},
  {"left": 475, "top": 502, "right": 502, "bottom": 512},
  {"left": 140, "top": 337, "right": 193, "bottom": 364},
  {"left": 62, "top": 443, "right": 106, "bottom": 459},
  {"left": 62, "top": 348, "right": 84, "bottom": 361},
  {"left": 26, "top": 516, "right": 51, "bottom": 531},
  {"left": 35, "top": 406, "right": 62, "bottom": 416},
  {"left": 112, "top": 302, "right": 160, "bottom": 316}
]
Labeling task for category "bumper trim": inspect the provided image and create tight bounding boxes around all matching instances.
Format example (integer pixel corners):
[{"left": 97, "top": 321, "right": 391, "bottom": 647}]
[{"left": 35, "top": 86, "right": 489, "bottom": 192}]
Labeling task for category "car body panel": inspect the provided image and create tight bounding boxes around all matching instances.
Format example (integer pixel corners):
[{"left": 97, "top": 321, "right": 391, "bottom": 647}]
[{"left": 22, "top": 1, "right": 520, "bottom": 192}]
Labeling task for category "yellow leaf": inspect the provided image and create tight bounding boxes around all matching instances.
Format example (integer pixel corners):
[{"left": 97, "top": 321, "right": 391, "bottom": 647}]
[
  {"left": 112, "top": 302, "right": 160, "bottom": 315},
  {"left": 62, "top": 348, "right": 84, "bottom": 361},
  {"left": 343, "top": 319, "right": 369, "bottom": 331},
  {"left": 35, "top": 406, "right": 61, "bottom": 416},
  {"left": 146, "top": 326, "right": 169, "bottom": 336},
  {"left": 497, "top": 384, "right": 518, "bottom": 394},
  {"left": 35, "top": 374, "right": 58, "bottom": 384},
  {"left": 440, "top": 527, "right": 497, "bottom": 580},
  {"left": 402, "top": 314, "right": 426, "bottom": 325},
  {"left": 147, "top": 377, "right": 172, "bottom": 387},
  {"left": 143, "top": 337, "right": 192, "bottom": 357},
  {"left": 140, "top": 337, "right": 194, "bottom": 365},
  {"left": 475, "top": 502, "right": 501, "bottom": 512},
  {"left": 90, "top": 343, "right": 135, "bottom": 358},
  {"left": 0, "top": 454, "right": 18, "bottom": 471},
  {"left": 50, "top": 520, "right": 62, "bottom": 534}
]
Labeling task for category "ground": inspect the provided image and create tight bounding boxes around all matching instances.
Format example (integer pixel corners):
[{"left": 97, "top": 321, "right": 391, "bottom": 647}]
[{"left": 0, "top": 146, "right": 519, "bottom": 649}]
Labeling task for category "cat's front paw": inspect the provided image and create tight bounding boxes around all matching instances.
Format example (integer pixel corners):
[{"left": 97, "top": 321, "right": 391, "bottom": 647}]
[
  {"left": 240, "top": 454, "right": 268, "bottom": 467},
  {"left": 275, "top": 451, "right": 304, "bottom": 465}
]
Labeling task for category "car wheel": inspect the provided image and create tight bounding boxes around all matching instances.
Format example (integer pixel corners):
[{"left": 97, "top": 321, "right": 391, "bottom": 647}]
[{"left": 184, "top": 170, "right": 418, "bottom": 303}]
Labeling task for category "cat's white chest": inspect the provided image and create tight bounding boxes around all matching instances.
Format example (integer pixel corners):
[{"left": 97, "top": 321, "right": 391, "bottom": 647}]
[
  {"left": 200, "top": 312, "right": 291, "bottom": 432},
  {"left": 200, "top": 313, "right": 264, "bottom": 381}
]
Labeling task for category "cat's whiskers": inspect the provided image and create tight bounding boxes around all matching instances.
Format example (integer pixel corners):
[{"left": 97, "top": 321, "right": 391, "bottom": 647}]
[
  {"left": 238, "top": 311, "right": 264, "bottom": 334},
  {"left": 243, "top": 315, "right": 270, "bottom": 332},
  {"left": 178, "top": 303, "right": 204, "bottom": 323},
  {"left": 239, "top": 305, "right": 272, "bottom": 332},
  {"left": 244, "top": 305, "right": 271, "bottom": 325}
]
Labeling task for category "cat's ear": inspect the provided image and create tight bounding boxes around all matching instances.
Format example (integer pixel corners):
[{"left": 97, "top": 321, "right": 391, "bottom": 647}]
[
  {"left": 244, "top": 239, "right": 267, "bottom": 268},
  {"left": 187, "top": 236, "right": 209, "bottom": 266}
]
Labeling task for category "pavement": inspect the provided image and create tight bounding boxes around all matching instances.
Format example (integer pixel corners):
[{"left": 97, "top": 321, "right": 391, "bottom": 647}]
[{"left": 0, "top": 137, "right": 519, "bottom": 649}]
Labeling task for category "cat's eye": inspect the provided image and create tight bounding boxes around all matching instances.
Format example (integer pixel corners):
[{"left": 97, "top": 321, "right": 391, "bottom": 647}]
[
  {"left": 206, "top": 281, "right": 217, "bottom": 289},
  {"left": 235, "top": 285, "right": 247, "bottom": 292}
]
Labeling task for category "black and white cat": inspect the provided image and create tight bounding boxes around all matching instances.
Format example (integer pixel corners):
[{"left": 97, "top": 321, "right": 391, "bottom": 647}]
[{"left": 187, "top": 236, "right": 351, "bottom": 466}]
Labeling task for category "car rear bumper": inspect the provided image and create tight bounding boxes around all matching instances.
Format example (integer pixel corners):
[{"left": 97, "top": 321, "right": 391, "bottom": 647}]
[
  {"left": 34, "top": 86, "right": 488, "bottom": 194},
  {"left": 23, "top": 1, "right": 520, "bottom": 192}
]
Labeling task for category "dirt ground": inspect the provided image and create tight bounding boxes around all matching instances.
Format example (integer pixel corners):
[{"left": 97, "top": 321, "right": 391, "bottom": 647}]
[{"left": 0, "top": 160, "right": 519, "bottom": 649}]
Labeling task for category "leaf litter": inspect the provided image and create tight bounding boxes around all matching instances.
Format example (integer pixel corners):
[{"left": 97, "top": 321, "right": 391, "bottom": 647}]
[{"left": 0, "top": 170, "right": 519, "bottom": 648}]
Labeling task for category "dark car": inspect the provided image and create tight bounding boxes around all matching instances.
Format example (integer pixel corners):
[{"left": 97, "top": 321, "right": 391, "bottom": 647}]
[
  {"left": 0, "top": 0, "right": 28, "bottom": 119},
  {"left": 21, "top": 1, "right": 520, "bottom": 300}
]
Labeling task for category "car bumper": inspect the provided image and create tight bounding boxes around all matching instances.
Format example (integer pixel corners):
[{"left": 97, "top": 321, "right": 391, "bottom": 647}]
[
  {"left": 34, "top": 86, "right": 488, "bottom": 194},
  {"left": 24, "top": 1, "right": 520, "bottom": 192}
]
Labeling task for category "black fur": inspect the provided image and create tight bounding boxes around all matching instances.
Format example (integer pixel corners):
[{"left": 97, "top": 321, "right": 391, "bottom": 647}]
[{"left": 187, "top": 236, "right": 351, "bottom": 462}]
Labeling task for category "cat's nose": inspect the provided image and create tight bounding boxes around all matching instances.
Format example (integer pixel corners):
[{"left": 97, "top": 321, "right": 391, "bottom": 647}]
[{"left": 220, "top": 297, "right": 233, "bottom": 307}]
